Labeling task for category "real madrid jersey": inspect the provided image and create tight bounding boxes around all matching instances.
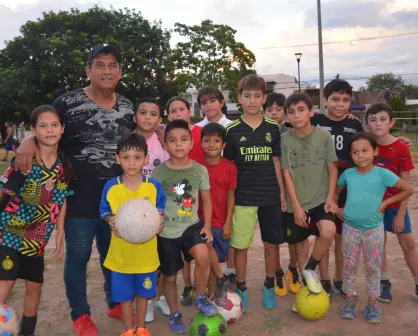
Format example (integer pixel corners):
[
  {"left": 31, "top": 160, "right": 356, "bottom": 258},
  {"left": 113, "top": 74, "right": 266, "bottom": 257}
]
[{"left": 224, "top": 116, "right": 282, "bottom": 206}]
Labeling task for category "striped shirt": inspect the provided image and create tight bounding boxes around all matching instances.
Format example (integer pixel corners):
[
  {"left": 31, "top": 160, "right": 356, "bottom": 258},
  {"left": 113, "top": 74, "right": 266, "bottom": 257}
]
[{"left": 224, "top": 116, "right": 281, "bottom": 206}]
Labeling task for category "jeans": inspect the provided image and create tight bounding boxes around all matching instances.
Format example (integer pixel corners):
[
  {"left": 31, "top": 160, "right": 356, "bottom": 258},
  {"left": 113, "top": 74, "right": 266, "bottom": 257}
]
[{"left": 64, "top": 218, "right": 117, "bottom": 321}]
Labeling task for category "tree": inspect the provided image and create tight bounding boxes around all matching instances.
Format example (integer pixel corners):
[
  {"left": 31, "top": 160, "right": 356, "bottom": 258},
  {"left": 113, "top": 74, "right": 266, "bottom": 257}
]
[
  {"left": 404, "top": 84, "right": 418, "bottom": 99},
  {"left": 366, "top": 72, "right": 405, "bottom": 93},
  {"left": 388, "top": 96, "right": 407, "bottom": 111},
  {"left": 172, "top": 20, "right": 256, "bottom": 96}
]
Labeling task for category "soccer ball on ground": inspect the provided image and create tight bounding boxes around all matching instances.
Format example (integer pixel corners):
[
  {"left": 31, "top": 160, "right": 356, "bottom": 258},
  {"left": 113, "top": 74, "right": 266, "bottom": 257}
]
[
  {"left": 211, "top": 290, "right": 243, "bottom": 324},
  {"left": 295, "top": 286, "right": 330, "bottom": 320},
  {"left": 188, "top": 312, "right": 227, "bottom": 336},
  {"left": 0, "top": 303, "right": 18, "bottom": 335},
  {"left": 115, "top": 198, "right": 160, "bottom": 244}
]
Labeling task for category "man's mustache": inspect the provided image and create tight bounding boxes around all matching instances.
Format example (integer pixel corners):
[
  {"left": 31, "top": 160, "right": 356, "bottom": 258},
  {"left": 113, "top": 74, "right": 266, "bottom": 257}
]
[{"left": 101, "top": 74, "right": 113, "bottom": 80}]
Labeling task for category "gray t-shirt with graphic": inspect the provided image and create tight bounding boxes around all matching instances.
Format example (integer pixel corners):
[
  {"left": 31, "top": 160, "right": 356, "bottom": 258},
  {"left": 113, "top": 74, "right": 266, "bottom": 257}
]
[
  {"left": 152, "top": 162, "right": 210, "bottom": 239},
  {"left": 281, "top": 127, "right": 337, "bottom": 212}
]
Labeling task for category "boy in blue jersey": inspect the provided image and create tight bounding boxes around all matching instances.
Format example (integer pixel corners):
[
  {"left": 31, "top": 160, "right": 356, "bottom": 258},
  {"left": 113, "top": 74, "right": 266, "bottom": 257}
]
[{"left": 99, "top": 133, "right": 166, "bottom": 336}]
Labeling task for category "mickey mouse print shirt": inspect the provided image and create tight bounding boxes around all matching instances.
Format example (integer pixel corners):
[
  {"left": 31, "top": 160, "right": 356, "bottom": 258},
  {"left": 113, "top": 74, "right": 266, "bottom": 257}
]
[{"left": 152, "top": 162, "right": 209, "bottom": 239}]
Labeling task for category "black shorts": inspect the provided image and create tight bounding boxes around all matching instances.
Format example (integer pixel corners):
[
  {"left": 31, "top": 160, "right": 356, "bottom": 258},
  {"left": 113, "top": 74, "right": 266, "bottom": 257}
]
[
  {"left": 0, "top": 246, "right": 44, "bottom": 283},
  {"left": 157, "top": 223, "right": 207, "bottom": 276},
  {"left": 284, "top": 203, "right": 335, "bottom": 245}
]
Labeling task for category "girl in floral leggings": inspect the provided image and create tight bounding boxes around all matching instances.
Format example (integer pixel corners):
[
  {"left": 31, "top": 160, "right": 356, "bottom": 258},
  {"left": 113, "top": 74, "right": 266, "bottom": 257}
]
[{"left": 335, "top": 133, "right": 414, "bottom": 323}]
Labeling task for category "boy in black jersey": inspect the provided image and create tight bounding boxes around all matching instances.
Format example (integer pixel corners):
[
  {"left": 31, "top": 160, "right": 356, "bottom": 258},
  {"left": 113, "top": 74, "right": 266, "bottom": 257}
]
[{"left": 224, "top": 75, "right": 285, "bottom": 311}]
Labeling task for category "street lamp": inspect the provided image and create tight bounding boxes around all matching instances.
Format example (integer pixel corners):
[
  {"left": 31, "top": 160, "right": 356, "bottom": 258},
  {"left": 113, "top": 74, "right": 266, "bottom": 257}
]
[{"left": 295, "top": 53, "right": 302, "bottom": 92}]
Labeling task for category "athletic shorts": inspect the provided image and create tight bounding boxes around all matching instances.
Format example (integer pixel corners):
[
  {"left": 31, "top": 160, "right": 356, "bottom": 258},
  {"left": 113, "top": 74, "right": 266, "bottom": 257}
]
[
  {"left": 4, "top": 140, "right": 14, "bottom": 151},
  {"left": 384, "top": 208, "right": 412, "bottom": 234},
  {"left": 230, "top": 202, "right": 284, "bottom": 249},
  {"left": 197, "top": 220, "right": 229, "bottom": 263},
  {"left": 111, "top": 270, "right": 158, "bottom": 303},
  {"left": 0, "top": 246, "right": 44, "bottom": 283},
  {"left": 157, "top": 222, "right": 207, "bottom": 275},
  {"left": 284, "top": 203, "right": 335, "bottom": 245}
]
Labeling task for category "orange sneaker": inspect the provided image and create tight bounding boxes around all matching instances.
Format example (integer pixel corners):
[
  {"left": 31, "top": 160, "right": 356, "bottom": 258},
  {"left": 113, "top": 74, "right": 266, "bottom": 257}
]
[
  {"left": 137, "top": 328, "right": 151, "bottom": 336},
  {"left": 72, "top": 314, "right": 99, "bottom": 336},
  {"left": 108, "top": 304, "right": 136, "bottom": 321},
  {"left": 121, "top": 328, "right": 138, "bottom": 336}
]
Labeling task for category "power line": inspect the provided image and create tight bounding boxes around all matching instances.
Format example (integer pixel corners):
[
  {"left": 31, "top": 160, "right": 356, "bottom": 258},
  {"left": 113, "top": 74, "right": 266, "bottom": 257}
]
[{"left": 257, "top": 31, "right": 418, "bottom": 50}]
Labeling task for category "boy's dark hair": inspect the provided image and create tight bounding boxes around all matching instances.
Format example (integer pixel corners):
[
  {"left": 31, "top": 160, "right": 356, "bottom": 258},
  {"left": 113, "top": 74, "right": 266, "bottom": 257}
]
[
  {"left": 201, "top": 123, "right": 226, "bottom": 142},
  {"left": 283, "top": 93, "right": 313, "bottom": 113},
  {"left": 263, "top": 92, "right": 286, "bottom": 111},
  {"left": 349, "top": 132, "right": 378, "bottom": 151},
  {"left": 165, "top": 96, "right": 191, "bottom": 115},
  {"left": 135, "top": 97, "right": 162, "bottom": 117},
  {"left": 164, "top": 120, "right": 192, "bottom": 141},
  {"left": 238, "top": 74, "right": 267, "bottom": 95},
  {"left": 117, "top": 133, "right": 148, "bottom": 156},
  {"left": 365, "top": 103, "right": 393, "bottom": 123},
  {"left": 197, "top": 87, "right": 227, "bottom": 114},
  {"left": 324, "top": 79, "right": 353, "bottom": 99},
  {"left": 30, "top": 105, "right": 61, "bottom": 128}
]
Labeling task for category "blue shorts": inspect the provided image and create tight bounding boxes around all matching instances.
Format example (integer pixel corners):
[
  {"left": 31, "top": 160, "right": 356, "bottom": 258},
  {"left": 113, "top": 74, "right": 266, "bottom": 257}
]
[
  {"left": 383, "top": 208, "right": 412, "bottom": 234},
  {"left": 111, "top": 270, "right": 157, "bottom": 303},
  {"left": 5, "top": 140, "right": 14, "bottom": 151},
  {"left": 198, "top": 220, "right": 230, "bottom": 263}
]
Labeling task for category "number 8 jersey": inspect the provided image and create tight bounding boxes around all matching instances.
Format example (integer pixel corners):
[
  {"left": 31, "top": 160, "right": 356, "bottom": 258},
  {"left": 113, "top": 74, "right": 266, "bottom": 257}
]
[{"left": 311, "top": 114, "right": 363, "bottom": 175}]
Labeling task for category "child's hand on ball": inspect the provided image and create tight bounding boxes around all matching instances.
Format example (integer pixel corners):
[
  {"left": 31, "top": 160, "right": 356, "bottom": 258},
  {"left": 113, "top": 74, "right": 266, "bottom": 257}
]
[{"left": 108, "top": 216, "right": 121, "bottom": 238}]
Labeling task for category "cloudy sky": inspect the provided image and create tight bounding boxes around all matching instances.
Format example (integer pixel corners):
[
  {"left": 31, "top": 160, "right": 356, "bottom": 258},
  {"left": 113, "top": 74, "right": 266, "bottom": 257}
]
[{"left": 1, "top": 0, "right": 418, "bottom": 88}]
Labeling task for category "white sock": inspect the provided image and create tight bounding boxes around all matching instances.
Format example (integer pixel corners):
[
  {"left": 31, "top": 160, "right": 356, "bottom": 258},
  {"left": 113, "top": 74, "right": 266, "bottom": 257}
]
[
  {"left": 224, "top": 268, "right": 236, "bottom": 275},
  {"left": 381, "top": 272, "right": 388, "bottom": 281}
]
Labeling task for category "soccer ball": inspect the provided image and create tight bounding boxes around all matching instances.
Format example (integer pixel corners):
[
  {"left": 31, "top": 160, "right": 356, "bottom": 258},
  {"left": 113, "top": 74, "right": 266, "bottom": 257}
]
[
  {"left": 188, "top": 312, "right": 227, "bottom": 336},
  {"left": 115, "top": 198, "right": 161, "bottom": 244},
  {"left": 0, "top": 303, "right": 18, "bottom": 335},
  {"left": 295, "top": 286, "right": 330, "bottom": 320},
  {"left": 211, "top": 290, "right": 243, "bottom": 324}
]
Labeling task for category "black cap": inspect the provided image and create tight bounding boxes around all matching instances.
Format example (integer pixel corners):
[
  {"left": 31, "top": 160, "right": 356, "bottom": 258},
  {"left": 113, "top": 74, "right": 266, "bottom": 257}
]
[{"left": 87, "top": 45, "right": 121, "bottom": 64}]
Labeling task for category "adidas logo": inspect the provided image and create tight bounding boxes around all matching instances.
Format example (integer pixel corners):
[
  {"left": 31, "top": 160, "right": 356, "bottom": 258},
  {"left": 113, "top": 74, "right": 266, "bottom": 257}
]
[{"left": 240, "top": 136, "right": 247, "bottom": 142}]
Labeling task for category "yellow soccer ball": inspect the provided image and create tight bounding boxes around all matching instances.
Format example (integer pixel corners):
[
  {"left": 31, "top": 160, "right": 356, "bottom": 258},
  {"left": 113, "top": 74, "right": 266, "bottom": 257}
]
[{"left": 295, "top": 286, "right": 330, "bottom": 320}]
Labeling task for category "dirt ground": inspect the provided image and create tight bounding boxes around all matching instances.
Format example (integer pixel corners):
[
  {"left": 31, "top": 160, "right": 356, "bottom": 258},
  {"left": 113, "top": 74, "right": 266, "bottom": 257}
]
[{"left": 4, "top": 169, "right": 418, "bottom": 335}]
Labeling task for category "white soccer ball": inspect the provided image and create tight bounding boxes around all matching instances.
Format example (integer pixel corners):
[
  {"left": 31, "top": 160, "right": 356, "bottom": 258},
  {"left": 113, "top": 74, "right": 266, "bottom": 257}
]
[
  {"left": 115, "top": 198, "right": 161, "bottom": 244},
  {"left": 212, "top": 290, "right": 243, "bottom": 324}
]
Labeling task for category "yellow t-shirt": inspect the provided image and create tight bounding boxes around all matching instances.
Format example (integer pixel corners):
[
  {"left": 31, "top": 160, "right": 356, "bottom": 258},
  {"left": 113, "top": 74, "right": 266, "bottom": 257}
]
[{"left": 99, "top": 176, "right": 166, "bottom": 274}]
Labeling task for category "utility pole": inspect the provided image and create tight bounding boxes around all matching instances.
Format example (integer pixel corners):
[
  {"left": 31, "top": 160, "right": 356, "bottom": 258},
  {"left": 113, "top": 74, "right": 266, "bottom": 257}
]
[{"left": 317, "top": 0, "right": 325, "bottom": 113}]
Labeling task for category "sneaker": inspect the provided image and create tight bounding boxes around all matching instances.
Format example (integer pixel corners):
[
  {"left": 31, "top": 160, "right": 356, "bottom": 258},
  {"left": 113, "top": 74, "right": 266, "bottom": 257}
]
[
  {"left": 108, "top": 304, "right": 136, "bottom": 321},
  {"left": 213, "top": 277, "right": 229, "bottom": 307},
  {"left": 364, "top": 301, "right": 381, "bottom": 323},
  {"left": 121, "top": 329, "right": 137, "bottom": 336},
  {"left": 302, "top": 267, "right": 322, "bottom": 294},
  {"left": 145, "top": 300, "right": 154, "bottom": 323},
  {"left": 156, "top": 295, "right": 170, "bottom": 316},
  {"left": 262, "top": 285, "right": 276, "bottom": 309},
  {"left": 137, "top": 328, "right": 151, "bottom": 336},
  {"left": 236, "top": 288, "right": 248, "bottom": 312},
  {"left": 340, "top": 298, "right": 356, "bottom": 319},
  {"left": 291, "top": 303, "right": 298, "bottom": 313},
  {"left": 378, "top": 280, "right": 392, "bottom": 303},
  {"left": 195, "top": 295, "right": 217, "bottom": 316},
  {"left": 275, "top": 273, "right": 288, "bottom": 297},
  {"left": 321, "top": 280, "right": 333, "bottom": 301},
  {"left": 72, "top": 314, "right": 99, "bottom": 336},
  {"left": 169, "top": 312, "right": 186, "bottom": 334},
  {"left": 180, "top": 286, "right": 194, "bottom": 306},
  {"left": 333, "top": 280, "right": 359, "bottom": 301},
  {"left": 287, "top": 268, "right": 301, "bottom": 294},
  {"left": 226, "top": 273, "right": 237, "bottom": 291}
]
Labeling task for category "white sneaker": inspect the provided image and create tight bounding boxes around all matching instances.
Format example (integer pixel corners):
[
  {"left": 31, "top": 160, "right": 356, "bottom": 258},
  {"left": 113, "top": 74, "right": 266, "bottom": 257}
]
[
  {"left": 145, "top": 300, "right": 154, "bottom": 323},
  {"left": 292, "top": 303, "right": 298, "bottom": 313},
  {"left": 156, "top": 295, "right": 170, "bottom": 316},
  {"left": 302, "top": 267, "right": 322, "bottom": 294}
]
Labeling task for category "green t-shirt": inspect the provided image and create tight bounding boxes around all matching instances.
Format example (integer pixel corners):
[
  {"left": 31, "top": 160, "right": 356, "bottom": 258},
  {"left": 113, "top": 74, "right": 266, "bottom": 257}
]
[
  {"left": 152, "top": 161, "right": 210, "bottom": 239},
  {"left": 281, "top": 127, "right": 338, "bottom": 212}
]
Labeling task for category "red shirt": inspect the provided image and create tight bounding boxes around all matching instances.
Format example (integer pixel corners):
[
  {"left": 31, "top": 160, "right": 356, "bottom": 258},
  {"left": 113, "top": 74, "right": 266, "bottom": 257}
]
[
  {"left": 374, "top": 139, "right": 414, "bottom": 209},
  {"left": 189, "top": 126, "right": 205, "bottom": 161},
  {"left": 197, "top": 158, "right": 238, "bottom": 228}
]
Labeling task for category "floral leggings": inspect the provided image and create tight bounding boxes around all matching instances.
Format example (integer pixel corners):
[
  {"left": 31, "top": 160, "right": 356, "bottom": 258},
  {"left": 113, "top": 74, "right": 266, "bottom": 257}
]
[{"left": 342, "top": 223, "right": 384, "bottom": 298}]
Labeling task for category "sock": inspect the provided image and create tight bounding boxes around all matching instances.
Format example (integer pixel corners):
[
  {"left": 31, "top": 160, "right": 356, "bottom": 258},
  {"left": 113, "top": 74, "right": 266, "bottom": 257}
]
[
  {"left": 224, "top": 268, "right": 236, "bottom": 275},
  {"left": 305, "top": 256, "right": 319, "bottom": 271},
  {"left": 275, "top": 269, "right": 284, "bottom": 278},
  {"left": 288, "top": 265, "right": 298, "bottom": 273},
  {"left": 237, "top": 281, "right": 247, "bottom": 291},
  {"left": 381, "top": 272, "right": 388, "bottom": 281},
  {"left": 217, "top": 275, "right": 227, "bottom": 286},
  {"left": 19, "top": 315, "right": 37, "bottom": 336},
  {"left": 264, "top": 276, "right": 275, "bottom": 289}
]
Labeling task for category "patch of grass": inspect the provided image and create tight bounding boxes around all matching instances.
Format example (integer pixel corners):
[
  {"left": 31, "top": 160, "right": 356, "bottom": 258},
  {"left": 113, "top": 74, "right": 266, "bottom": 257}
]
[
  {"left": 314, "top": 329, "right": 349, "bottom": 336},
  {"left": 255, "top": 314, "right": 292, "bottom": 333}
]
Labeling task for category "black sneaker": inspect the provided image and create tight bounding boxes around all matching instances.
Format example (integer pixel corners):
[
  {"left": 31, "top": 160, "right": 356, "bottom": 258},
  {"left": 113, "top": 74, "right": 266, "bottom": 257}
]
[
  {"left": 180, "top": 286, "right": 194, "bottom": 306},
  {"left": 213, "top": 276, "right": 229, "bottom": 306},
  {"left": 333, "top": 280, "right": 360, "bottom": 301},
  {"left": 321, "top": 280, "right": 333, "bottom": 301}
]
